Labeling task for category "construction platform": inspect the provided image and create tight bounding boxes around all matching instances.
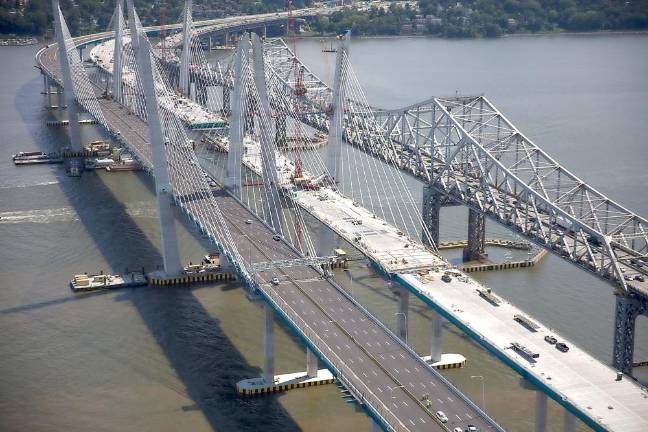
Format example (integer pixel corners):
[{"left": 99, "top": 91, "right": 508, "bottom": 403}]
[{"left": 236, "top": 369, "right": 335, "bottom": 395}]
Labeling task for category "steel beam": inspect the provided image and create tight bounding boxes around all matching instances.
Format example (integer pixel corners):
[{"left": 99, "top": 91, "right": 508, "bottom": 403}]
[
  {"left": 135, "top": 35, "right": 183, "bottom": 276},
  {"left": 226, "top": 34, "right": 248, "bottom": 198},
  {"left": 612, "top": 293, "right": 647, "bottom": 375}
]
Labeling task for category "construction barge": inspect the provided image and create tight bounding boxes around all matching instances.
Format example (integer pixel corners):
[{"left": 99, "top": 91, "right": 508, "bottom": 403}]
[
  {"left": 12, "top": 151, "right": 63, "bottom": 165},
  {"left": 70, "top": 272, "right": 147, "bottom": 292}
]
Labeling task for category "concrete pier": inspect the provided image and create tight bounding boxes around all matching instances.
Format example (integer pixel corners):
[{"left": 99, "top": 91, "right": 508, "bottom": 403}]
[
  {"left": 263, "top": 303, "right": 275, "bottom": 384},
  {"left": 306, "top": 347, "right": 318, "bottom": 378},
  {"left": 430, "top": 309, "right": 443, "bottom": 363},
  {"left": 535, "top": 390, "right": 548, "bottom": 432},
  {"left": 396, "top": 287, "right": 409, "bottom": 343},
  {"left": 563, "top": 410, "right": 576, "bottom": 432}
]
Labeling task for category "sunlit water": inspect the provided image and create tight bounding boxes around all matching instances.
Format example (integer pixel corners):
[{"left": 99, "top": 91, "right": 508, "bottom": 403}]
[{"left": 1, "top": 34, "right": 647, "bottom": 431}]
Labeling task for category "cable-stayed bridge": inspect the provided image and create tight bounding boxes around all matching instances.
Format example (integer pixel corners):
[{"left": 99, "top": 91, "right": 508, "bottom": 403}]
[{"left": 35, "top": 1, "right": 648, "bottom": 431}]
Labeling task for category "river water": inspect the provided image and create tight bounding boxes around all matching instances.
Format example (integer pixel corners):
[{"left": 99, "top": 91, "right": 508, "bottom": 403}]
[{"left": 1, "top": 34, "right": 647, "bottom": 431}]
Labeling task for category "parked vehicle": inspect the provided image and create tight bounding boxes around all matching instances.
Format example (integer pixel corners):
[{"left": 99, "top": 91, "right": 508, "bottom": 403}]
[
  {"left": 556, "top": 342, "right": 569, "bottom": 353},
  {"left": 544, "top": 335, "right": 557, "bottom": 345},
  {"left": 435, "top": 411, "right": 448, "bottom": 423}
]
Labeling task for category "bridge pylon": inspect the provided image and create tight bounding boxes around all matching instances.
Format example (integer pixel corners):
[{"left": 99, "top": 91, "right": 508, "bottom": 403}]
[
  {"left": 179, "top": 0, "right": 193, "bottom": 97},
  {"left": 325, "top": 30, "right": 350, "bottom": 186},
  {"left": 226, "top": 34, "right": 249, "bottom": 198},
  {"left": 112, "top": 1, "right": 124, "bottom": 103},
  {"left": 135, "top": 34, "right": 183, "bottom": 276},
  {"left": 51, "top": 0, "right": 82, "bottom": 174}
]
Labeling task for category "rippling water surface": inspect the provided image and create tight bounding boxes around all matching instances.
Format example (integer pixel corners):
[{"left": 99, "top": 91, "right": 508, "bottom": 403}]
[{"left": 1, "top": 34, "right": 647, "bottom": 431}]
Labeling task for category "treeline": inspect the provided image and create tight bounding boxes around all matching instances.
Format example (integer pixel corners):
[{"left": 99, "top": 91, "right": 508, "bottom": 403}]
[
  {"left": 310, "top": 0, "right": 648, "bottom": 38},
  {"left": 0, "top": 0, "right": 312, "bottom": 37}
]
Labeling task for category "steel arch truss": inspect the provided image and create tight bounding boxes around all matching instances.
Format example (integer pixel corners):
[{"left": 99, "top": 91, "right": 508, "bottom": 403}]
[{"left": 373, "top": 96, "right": 648, "bottom": 292}]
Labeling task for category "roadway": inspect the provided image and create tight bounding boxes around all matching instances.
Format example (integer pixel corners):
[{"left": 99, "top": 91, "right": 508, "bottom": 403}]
[{"left": 35, "top": 20, "right": 502, "bottom": 432}]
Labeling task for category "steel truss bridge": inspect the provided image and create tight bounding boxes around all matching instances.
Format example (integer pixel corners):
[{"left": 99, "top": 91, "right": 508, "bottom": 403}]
[{"left": 36, "top": 0, "right": 648, "bottom": 431}]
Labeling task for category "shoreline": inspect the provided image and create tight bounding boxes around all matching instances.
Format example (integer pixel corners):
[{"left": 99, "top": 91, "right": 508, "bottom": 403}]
[{"left": 298, "top": 29, "right": 648, "bottom": 40}]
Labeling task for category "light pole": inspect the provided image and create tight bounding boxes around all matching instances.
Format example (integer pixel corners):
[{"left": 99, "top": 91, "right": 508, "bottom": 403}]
[
  {"left": 394, "top": 312, "right": 408, "bottom": 344},
  {"left": 471, "top": 375, "right": 485, "bottom": 410}
]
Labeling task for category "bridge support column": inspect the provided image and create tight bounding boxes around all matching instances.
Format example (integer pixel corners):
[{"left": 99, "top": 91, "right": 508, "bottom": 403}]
[
  {"left": 226, "top": 34, "right": 248, "bottom": 198},
  {"left": 306, "top": 347, "right": 318, "bottom": 378},
  {"left": 463, "top": 208, "right": 487, "bottom": 261},
  {"left": 612, "top": 293, "right": 646, "bottom": 375},
  {"left": 563, "top": 410, "right": 575, "bottom": 432},
  {"left": 422, "top": 185, "right": 441, "bottom": 247},
  {"left": 263, "top": 303, "right": 275, "bottom": 385},
  {"left": 136, "top": 34, "right": 183, "bottom": 276},
  {"left": 430, "top": 310, "right": 443, "bottom": 362},
  {"left": 326, "top": 30, "right": 350, "bottom": 186},
  {"left": 370, "top": 419, "right": 382, "bottom": 432},
  {"left": 535, "top": 390, "right": 548, "bottom": 432},
  {"left": 262, "top": 25, "right": 267, "bottom": 39},
  {"left": 396, "top": 287, "right": 409, "bottom": 343}
]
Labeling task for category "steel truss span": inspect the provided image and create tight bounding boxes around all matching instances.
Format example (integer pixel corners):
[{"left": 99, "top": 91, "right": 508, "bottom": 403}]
[
  {"left": 371, "top": 96, "right": 648, "bottom": 295},
  {"left": 260, "top": 40, "right": 648, "bottom": 296}
]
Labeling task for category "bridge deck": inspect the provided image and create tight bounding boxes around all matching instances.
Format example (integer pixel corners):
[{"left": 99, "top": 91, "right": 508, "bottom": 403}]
[{"left": 36, "top": 38, "right": 500, "bottom": 432}]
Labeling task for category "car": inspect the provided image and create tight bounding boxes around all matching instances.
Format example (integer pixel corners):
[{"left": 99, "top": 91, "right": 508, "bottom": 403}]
[
  {"left": 467, "top": 426, "right": 480, "bottom": 432},
  {"left": 453, "top": 428, "right": 463, "bottom": 432},
  {"left": 544, "top": 335, "right": 557, "bottom": 345},
  {"left": 245, "top": 219, "right": 252, "bottom": 224},
  {"left": 272, "top": 234, "right": 281, "bottom": 241},
  {"left": 435, "top": 411, "right": 448, "bottom": 423},
  {"left": 441, "top": 274, "right": 452, "bottom": 283},
  {"left": 271, "top": 277, "right": 280, "bottom": 285},
  {"left": 556, "top": 342, "right": 569, "bottom": 353},
  {"left": 636, "top": 275, "right": 645, "bottom": 282}
]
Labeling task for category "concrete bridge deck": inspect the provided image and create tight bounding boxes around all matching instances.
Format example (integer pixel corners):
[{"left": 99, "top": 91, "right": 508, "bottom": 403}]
[
  {"left": 62, "top": 27, "right": 648, "bottom": 431},
  {"left": 35, "top": 28, "right": 501, "bottom": 432}
]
